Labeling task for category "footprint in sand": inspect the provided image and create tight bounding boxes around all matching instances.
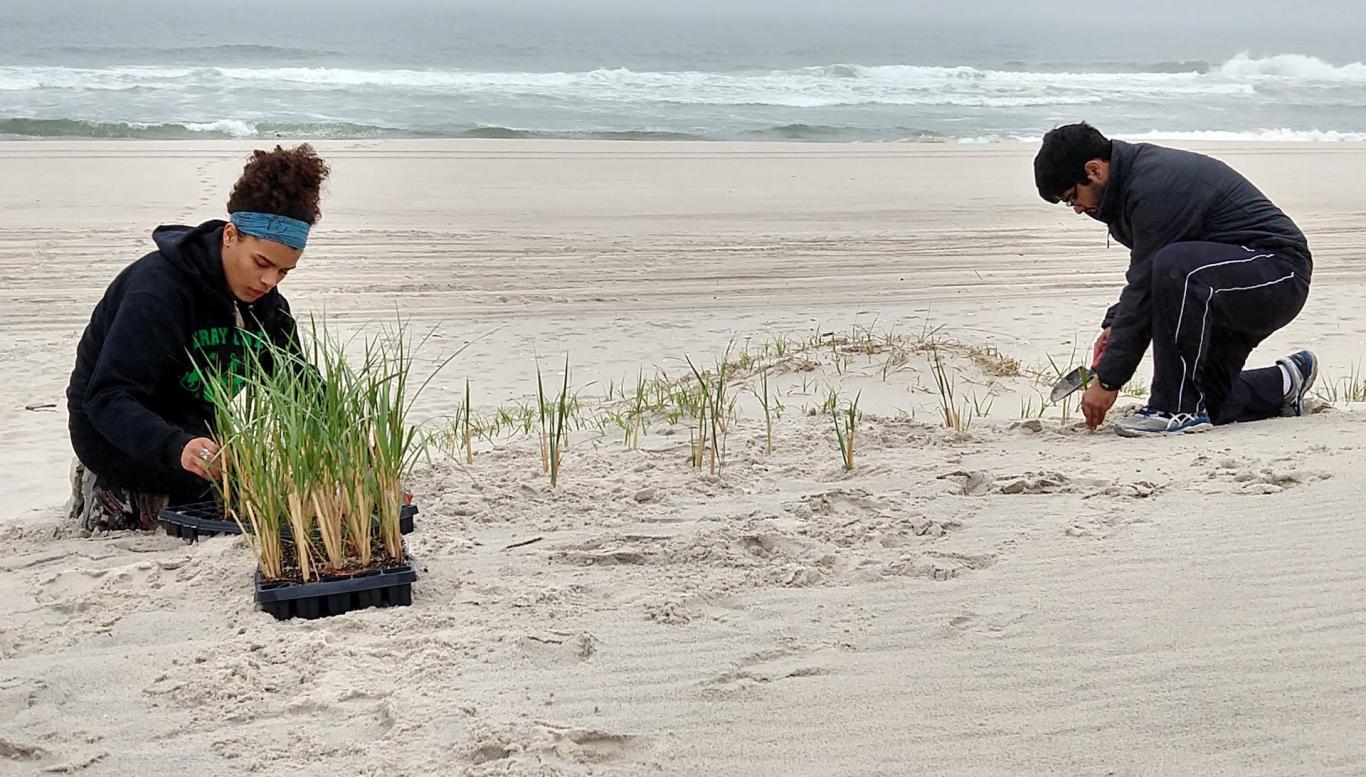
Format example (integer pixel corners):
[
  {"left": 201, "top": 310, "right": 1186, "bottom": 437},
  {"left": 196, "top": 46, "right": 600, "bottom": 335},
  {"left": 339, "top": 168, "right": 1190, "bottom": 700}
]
[
  {"left": 0, "top": 738, "right": 48, "bottom": 763},
  {"left": 994, "top": 471, "right": 1071, "bottom": 495},
  {"left": 1200, "top": 454, "right": 1333, "bottom": 494},
  {"left": 465, "top": 721, "right": 649, "bottom": 770},
  {"left": 882, "top": 551, "right": 998, "bottom": 581},
  {"left": 517, "top": 631, "right": 599, "bottom": 667},
  {"left": 939, "top": 469, "right": 1069, "bottom": 495},
  {"left": 1082, "top": 480, "right": 1161, "bottom": 500},
  {"left": 30, "top": 560, "right": 164, "bottom": 606},
  {"left": 702, "top": 642, "right": 846, "bottom": 698},
  {"left": 645, "top": 599, "right": 698, "bottom": 625},
  {"left": 551, "top": 535, "right": 659, "bottom": 566},
  {"left": 949, "top": 470, "right": 996, "bottom": 496},
  {"left": 943, "top": 469, "right": 1159, "bottom": 500},
  {"left": 945, "top": 608, "right": 1031, "bottom": 636},
  {"left": 791, "top": 488, "right": 887, "bottom": 517}
]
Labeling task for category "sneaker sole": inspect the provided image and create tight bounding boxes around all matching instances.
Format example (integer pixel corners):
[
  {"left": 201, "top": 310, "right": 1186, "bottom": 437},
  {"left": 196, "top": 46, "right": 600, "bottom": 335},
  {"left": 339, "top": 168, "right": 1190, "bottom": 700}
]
[
  {"left": 1114, "top": 420, "right": 1214, "bottom": 438},
  {"left": 1279, "top": 353, "right": 1319, "bottom": 417},
  {"left": 1298, "top": 356, "right": 1319, "bottom": 412}
]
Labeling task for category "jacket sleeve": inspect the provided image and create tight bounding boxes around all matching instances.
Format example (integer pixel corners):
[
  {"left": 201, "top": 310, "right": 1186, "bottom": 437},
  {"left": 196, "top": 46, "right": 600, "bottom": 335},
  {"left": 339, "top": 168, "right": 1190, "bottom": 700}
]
[
  {"left": 1095, "top": 183, "right": 1207, "bottom": 387},
  {"left": 83, "top": 291, "right": 196, "bottom": 471},
  {"left": 1101, "top": 301, "right": 1120, "bottom": 329},
  {"left": 1094, "top": 252, "right": 1154, "bottom": 387}
]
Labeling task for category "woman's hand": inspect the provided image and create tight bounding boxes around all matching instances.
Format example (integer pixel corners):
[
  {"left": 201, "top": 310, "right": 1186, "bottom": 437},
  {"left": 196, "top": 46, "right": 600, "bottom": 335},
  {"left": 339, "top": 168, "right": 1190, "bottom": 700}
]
[
  {"left": 181, "top": 437, "right": 221, "bottom": 480},
  {"left": 1081, "top": 382, "right": 1119, "bottom": 430}
]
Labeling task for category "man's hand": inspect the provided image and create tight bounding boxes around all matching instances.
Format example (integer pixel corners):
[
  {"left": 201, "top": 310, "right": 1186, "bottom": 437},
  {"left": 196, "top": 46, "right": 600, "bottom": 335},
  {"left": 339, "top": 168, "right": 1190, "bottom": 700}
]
[
  {"left": 181, "top": 437, "right": 221, "bottom": 480},
  {"left": 1081, "top": 382, "right": 1119, "bottom": 431},
  {"left": 1092, "top": 326, "right": 1112, "bottom": 369}
]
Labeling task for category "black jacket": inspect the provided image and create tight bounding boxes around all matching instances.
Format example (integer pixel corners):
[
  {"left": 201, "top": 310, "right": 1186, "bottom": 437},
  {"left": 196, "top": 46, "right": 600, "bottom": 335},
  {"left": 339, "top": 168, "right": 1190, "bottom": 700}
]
[
  {"left": 1093, "top": 140, "right": 1311, "bottom": 387},
  {"left": 67, "top": 220, "right": 298, "bottom": 484}
]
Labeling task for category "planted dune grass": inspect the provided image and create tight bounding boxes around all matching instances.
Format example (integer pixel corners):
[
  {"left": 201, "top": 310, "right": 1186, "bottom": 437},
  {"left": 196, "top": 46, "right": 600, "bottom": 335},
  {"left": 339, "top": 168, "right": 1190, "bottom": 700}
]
[
  {"left": 832, "top": 390, "right": 860, "bottom": 471},
  {"left": 435, "top": 324, "right": 1127, "bottom": 480}
]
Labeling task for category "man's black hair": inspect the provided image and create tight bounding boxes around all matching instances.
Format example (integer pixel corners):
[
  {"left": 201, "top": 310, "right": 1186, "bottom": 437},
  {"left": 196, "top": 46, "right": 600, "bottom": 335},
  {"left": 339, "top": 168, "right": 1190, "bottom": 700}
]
[{"left": 1034, "top": 122, "right": 1112, "bottom": 203}]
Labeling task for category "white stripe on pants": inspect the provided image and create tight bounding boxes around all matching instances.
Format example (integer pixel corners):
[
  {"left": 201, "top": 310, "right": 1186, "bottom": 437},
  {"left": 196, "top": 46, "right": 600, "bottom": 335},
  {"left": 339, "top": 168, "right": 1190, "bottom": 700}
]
[{"left": 1173, "top": 250, "right": 1296, "bottom": 413}]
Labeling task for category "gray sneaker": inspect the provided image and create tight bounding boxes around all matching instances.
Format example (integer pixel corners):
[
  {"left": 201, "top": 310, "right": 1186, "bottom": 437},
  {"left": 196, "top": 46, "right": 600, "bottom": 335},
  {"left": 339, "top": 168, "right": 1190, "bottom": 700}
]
[
  {"left": 1113, "top": 408, "right": 1213, "bottom": 437},
  {"left": 1276, "top": 350, "right": 1318, "bottom": 417}
]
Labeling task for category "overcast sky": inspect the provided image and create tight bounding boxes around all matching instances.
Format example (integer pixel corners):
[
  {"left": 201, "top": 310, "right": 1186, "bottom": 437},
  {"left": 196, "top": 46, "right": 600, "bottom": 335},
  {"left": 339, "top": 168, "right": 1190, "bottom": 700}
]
[
  {"left": 442, "top": 0, "right": 1361, "bottom": 24},
  {"left": 13, "top": 0, "right": 1365, "bottom": 24},
  {"left": 8, "top": 0, "right": 1366, "bottom": 68}
]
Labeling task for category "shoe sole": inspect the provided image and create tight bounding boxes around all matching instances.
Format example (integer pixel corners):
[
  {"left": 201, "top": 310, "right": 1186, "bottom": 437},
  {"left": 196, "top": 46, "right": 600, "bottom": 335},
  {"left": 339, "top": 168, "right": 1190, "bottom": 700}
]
[
  {"left": 1280, "top": 353, "right": 1319, "bottom": 417},
  {"left": 1299, "top": 355, "right": 1319, "bottom": 410},
  {"left": 1114, "top": 420, "right": 1214, "bottom": 438}
]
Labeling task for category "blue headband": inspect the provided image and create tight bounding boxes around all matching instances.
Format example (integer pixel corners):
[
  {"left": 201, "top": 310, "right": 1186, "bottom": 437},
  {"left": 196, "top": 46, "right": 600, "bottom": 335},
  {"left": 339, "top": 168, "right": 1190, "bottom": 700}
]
[{"left": 229, "top": 211, "right": 311, "bottom": 250}]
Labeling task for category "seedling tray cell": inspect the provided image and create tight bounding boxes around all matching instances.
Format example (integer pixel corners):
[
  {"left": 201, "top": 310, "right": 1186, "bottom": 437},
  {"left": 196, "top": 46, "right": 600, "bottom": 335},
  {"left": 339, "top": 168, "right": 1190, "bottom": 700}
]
[{"left": 255, "top": 562, "right": 417, "bottom": 620}]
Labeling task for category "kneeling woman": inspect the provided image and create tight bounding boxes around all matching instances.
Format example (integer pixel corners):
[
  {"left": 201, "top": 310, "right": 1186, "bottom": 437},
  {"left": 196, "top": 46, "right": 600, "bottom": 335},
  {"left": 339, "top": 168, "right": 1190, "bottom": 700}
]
[{"left": 67, "top": 144, "right": 330, "bottom": 531}]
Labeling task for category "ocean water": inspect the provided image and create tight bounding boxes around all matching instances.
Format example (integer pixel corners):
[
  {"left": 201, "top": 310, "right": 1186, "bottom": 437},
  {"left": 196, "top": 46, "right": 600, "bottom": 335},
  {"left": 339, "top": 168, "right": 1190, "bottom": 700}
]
[{"left": 3, "top": 1, "right": 1366, "bottom": 142}]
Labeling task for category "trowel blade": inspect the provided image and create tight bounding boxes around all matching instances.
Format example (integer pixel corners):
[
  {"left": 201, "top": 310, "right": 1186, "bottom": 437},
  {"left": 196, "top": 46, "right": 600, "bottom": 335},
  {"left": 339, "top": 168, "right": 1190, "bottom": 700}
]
[{"left": 1048, "top": 366, "right": 1092, "bottom": 404}]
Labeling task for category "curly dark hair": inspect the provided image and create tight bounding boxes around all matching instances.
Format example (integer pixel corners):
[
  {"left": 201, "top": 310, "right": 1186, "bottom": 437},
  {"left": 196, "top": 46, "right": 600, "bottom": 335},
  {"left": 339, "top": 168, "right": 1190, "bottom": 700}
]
[
  {"left": 226, "top": 143, "right": 331, "bottom": 225},
  {"left": 1034, "top": 122, "right": 1111, "bottom": 203}
]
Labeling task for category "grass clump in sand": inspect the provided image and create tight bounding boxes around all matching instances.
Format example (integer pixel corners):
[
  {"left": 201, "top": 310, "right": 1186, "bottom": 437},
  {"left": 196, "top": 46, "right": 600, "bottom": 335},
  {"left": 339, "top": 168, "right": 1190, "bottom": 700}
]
[
  {"left": 686, "top": 350, "right": 735, "bottom": 474},
  {"left": 751, "top": 367, "right": 782, "bottom": 453},
  {"left": 1314, "top": 362, "right": 1366, "bottom": 406},
  {"left": 928, "top": 344, "right": 963, "bottom": 430},
  {"left": 832, "top": 390, "right": 860, "bottom": 471},
  {"left": 545, "top": 357, "right": 572, "bottom": 487}
]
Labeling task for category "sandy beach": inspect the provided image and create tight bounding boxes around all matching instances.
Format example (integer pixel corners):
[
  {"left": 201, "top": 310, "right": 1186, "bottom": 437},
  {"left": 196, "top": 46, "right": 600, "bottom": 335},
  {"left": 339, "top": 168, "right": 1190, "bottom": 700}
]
[{"left": 1, "top": 139, "right": 1364, "bottom": 775}]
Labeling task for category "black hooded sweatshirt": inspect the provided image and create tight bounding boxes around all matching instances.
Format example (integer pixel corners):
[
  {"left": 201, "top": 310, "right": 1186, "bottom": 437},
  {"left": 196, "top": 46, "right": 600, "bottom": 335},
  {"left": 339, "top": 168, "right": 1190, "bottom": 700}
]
[
  {"left": 1092, "top": 140, "right": 1312, "bottom": 388},
  {"left": 67, "top": 220, "right": 298, "bottom": 489}
]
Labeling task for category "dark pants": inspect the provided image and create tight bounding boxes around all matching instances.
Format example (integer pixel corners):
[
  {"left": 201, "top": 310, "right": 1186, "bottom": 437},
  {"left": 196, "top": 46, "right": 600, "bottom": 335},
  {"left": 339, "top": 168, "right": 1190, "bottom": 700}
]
[
  {"left": 69, "top": 413, "right": 213, "bottom": 506},
  {"left": 1147, "top": 242, "right": 1310, "bottom": 424}
]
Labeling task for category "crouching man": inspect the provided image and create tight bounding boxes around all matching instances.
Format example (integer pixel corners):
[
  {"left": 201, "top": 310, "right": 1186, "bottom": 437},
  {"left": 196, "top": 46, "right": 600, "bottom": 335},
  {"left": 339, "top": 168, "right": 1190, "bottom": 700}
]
[{"left": 1034, "top": 123, "right": 1317, "bottom": 436}]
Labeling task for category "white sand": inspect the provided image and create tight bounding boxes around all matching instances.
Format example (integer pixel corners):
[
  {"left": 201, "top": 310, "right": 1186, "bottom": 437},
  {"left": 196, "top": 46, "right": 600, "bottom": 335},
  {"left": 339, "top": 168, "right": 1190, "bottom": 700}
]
[{"left": 1, "top": 140, "right": 1364, "bottom": 775}]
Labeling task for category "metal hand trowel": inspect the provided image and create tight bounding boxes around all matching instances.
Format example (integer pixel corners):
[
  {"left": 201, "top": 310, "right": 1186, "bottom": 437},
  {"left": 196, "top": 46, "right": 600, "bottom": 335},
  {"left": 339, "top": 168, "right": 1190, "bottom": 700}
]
[{"left": 1048, "top": 366, "right": 1093, "bottom": 404}]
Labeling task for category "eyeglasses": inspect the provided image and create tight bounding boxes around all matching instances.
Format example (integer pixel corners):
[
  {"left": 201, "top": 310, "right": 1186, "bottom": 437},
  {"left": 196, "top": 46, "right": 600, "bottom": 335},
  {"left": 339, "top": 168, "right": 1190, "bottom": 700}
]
[{"left": 1060, "top": 185, "right": 1079, "bottom": 207}]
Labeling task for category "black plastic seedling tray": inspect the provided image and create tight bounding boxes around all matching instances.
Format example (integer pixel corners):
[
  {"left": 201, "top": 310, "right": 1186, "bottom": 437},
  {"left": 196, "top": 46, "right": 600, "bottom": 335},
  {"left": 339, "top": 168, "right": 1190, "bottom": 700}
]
[
  {"left": 256, "top": 562, "right": 418, "bottom": 620},
  {"left": 159, "top": 501, "right": 417, "bottom": 542}
]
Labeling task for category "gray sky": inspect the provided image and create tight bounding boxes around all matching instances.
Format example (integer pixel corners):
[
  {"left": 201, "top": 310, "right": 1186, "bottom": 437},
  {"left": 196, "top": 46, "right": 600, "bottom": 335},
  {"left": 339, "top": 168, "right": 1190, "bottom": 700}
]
[
  {"left": 9, "top": 0, "right": 1366, "bottom": 68},
  {"left": 17, "top": 0, "right": 1365, "bottom": 24},
  {"left": 349, "top": 0, "right": 1361, "bottom": 28}
]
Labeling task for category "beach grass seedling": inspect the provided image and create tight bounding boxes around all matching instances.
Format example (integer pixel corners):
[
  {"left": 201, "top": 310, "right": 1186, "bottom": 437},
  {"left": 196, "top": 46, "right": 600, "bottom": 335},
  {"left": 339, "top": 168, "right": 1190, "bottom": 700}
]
[
  {"left": 686, "top": 353, "right": 732, "bottom": 474},
  {"left": 1019, "top": 391, "right": 1048, "bottom": 419},
  {"left": 460, "top": 379, "right": 473, "bottom": 464},
  {"left": 969, "top": 389, "right": 994, "bottom": 419},
  {"left": 633, "top": 370, "right": 649, "bottom": 444},
  {"left": 205, "top": 315, "right": 450, "bottom": 583},
  {"left": 1123, "top": 379, "right": 1150, "bottom": 399},
  {"left": 773, "top": 334, "right": 791, "bottom": 358},
  {"left": 916, "top": 318, "right": 948, "bottom": 347},
  {"left": 820, "top": 387, "right": 840, "bottom": 414},
  {"left": 928, "top": 345, "right": 961, "bottom": 430},
  {"left": 832, "top": 391, "right": 860, "bottom": 471},
  {"left": 1339, "top": 362, "right": 1366, "bottom": 404},
  {"left": 685, "top": 357, "right": 714, "bottom": 473},
  {"left": 881, "top": 351, "right": 905, "bottom": 381},
  {"left": 751, "top": 368, "right": 780, "bottom": 453},
  {"left": 1315, "top": 362, "right": 1366, "bottom": 406},
  {"left": 1045, "top": 345, "right": 1086, "bottom": 428},
  {"left": 536, "top": 362, "right": 549, "bottom": 472},
  {"left": 546, "top": 356, "right": 572, "bottom": 487}
]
